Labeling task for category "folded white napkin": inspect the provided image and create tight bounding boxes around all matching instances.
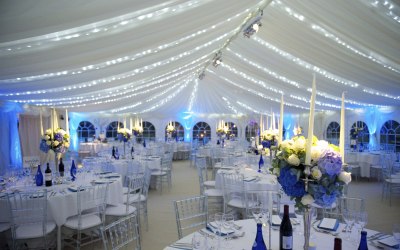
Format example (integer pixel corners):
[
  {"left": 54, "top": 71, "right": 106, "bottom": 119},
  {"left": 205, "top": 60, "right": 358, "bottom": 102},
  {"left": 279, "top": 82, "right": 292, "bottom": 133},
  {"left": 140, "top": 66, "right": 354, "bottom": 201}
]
[
  {"left": 271, "top": 215, "right": 282, "bottom": 226},
  {"left": 318, "top": 218, "right": 339, "bottom": 231}
]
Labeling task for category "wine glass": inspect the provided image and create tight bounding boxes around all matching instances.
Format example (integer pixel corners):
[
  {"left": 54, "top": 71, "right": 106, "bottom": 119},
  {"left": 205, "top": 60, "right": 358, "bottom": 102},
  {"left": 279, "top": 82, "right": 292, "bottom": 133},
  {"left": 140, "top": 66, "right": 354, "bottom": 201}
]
[
  {"left": 357, "top": 211, "right": 368, "bottom": 231},
  {"left": 223, "top": 213, "right": 235, "bottom": 244},
  {"left": 393, "top": 224, "right": 400, "bottom": 243},
  {"left": 213, "top": 212, "right": 224, "bottom": 237},
  {"left": 191, "top": 232, "right": 205, "bottom": 250},
  {"left": 250, "top": 206, "right": 262, "bottom": 223},
  {"left": 342, "top": 209, "right": 355, "bottom": 241}
]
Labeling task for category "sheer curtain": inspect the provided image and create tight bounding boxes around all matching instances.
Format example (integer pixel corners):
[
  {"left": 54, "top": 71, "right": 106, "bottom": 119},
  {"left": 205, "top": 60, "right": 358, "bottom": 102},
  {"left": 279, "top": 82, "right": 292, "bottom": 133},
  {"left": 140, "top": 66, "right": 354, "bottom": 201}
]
[
  {"left": 18, "top": 114, "right": 51, "bottom": 165},
  {"left": 0, "top": 102, "right": 22, "bottom": 175}
]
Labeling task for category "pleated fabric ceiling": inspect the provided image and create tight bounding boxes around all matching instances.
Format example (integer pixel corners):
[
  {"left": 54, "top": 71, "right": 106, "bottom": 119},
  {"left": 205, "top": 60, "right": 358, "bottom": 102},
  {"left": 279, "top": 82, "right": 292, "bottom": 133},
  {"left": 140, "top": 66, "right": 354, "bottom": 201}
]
[{"left": 0, "top": 0, "right": 399, "bottom": 117}]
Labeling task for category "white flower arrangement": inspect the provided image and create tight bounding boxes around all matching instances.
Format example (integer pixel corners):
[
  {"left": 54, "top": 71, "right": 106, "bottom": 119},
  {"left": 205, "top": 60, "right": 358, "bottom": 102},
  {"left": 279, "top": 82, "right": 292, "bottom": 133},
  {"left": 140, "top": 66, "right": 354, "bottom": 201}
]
[
  {"left": 40, "top": 128, "right": 70, "bottom": 154},
  {"left": 166, "top": 124, "right": 175, "bottom": 133}
]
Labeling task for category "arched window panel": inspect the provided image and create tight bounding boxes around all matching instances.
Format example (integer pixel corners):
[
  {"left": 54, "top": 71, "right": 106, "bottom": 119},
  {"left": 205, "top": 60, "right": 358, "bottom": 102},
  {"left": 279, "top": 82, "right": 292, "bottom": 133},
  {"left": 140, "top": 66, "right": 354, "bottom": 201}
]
[
  {"left": 165, "top": 121, "right": 184, "bottom": 141},
  {"left": 142, "top": 121, "right": 156, "bottom": 141},
  {"left": 77, "top": 121, "right": 96, "bottom": 142},
  {"left": 225, "top": 121, "right": 238, "bottom": 139},
  {"left": 106, "top": 121, "right": 123, "bottom": 139},
  {"left": 245, "top": 121, "right": 259, "bottom": 142},
  {"left": 350, "top": 121, "right": 370, "bottom": 144},
  {"left": 327, "top": 121, "right": 340, "bottom": 145},
  {"left": 192, "top": 122, "right": 211, "bottom": 144},
  {"left": 380, "top": 120, "right": 400, "bottom": 152}
]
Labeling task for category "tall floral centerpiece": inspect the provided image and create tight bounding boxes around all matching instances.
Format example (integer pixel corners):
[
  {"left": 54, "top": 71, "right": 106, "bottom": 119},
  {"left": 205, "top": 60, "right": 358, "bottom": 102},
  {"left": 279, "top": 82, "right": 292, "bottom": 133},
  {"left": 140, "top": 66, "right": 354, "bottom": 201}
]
[
  {"left": 216, "top": 120, "right": 228, "bottom": 147},
  {"left": 166, "top": 122, "right": 175, "bottom": 141},
  {"left": 39, "top": 108, "right": 70, "bottom": 172},
  {"left": 270, "top": 136, "right": 351, "bottom": 249},
  {"left": 260, "top": 128, "right": 279, "bottom": 161},
  {"left": 117, "top": 128, "right": 131, "bottom": 158},
  {"left": 40, "top": 128, "right": 70, "bottom": 171},
  {"left": 40, "top": 128, "right": 70, "bottom": 155}
]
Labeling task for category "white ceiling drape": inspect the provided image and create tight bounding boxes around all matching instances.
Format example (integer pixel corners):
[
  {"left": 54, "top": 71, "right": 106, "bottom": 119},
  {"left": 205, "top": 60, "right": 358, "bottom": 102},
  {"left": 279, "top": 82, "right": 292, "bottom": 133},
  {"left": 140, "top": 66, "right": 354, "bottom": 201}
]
[{"left": 0, "top": 0, "right": 399, "bottom": 116}]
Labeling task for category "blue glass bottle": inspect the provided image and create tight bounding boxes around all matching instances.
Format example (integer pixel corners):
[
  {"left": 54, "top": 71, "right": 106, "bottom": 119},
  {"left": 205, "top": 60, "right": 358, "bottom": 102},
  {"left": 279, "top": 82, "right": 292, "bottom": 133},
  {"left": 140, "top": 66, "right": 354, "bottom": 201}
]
[
  {"left": 35, "top": 164, "right": 43, "bottom": 186},
  {"left": 258, "top": 154, "right": 264, "bottom": 173},
  {"left": 143, "top": 139, "right": 146, "bottom": 148},
  {"left": 70, "top": 160, "right": 77, "bottom": 181},
  {"left": 252, "top": 223, "right": 267, "bottom": 250},
  {"left": 358, "top": 231, "right": 368, "bottom": 250}
]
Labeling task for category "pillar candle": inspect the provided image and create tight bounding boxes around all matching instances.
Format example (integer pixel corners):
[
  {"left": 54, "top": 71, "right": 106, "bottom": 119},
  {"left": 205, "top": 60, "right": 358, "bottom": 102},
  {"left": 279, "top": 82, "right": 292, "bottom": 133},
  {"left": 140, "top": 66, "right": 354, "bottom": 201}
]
[
  {"left": 65, "top": 109, "right": 69, "bottom": 136},
  {"left": 278, "top": 94, "right": 284, "bottom": 144},
  {"left": 40, "top": 109, "right": 44, "bottom": 136},
  {"left": 339, "top": 92, "right": 346, "bottom": 164},
  {"left": 130, "top": 118, "right": 133, "bottom": 131},
  {"left": 305, "top": 74, "right": 316, "bottom": 166}
]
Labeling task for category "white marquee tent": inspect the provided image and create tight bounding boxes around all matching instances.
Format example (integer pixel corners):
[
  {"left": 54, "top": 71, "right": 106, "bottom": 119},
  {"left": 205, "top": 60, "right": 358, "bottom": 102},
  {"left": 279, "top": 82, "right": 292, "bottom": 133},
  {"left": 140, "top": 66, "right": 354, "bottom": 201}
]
[{"left": 0, "top": 0, "right": 399, "bottom": 170}]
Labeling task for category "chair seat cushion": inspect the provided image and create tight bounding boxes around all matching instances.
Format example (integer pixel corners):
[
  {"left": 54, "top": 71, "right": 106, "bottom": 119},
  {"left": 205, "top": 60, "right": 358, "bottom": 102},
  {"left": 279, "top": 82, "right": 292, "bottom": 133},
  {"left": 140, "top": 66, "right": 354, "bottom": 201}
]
[
  {"left": 227, "top": 198, "right": 248, "bottom": 209},
  {"left": 15, "top": 221, "right": 56, "bottom": 240},
  {"left": 204, "top": 189, "right": 223, "bottom": 197},
  {"left": 105, "top": 204, "right": 137, "bottom": 216},
  {"left": 204, "top": 180, "right": 216, "bottom": 187},
  {"left": 123, "top": 193, "right": 147, "bottom": 204},
  {"left": 151, "top": 171, "right": 167, "bottom": 176},
  {"left": 64, "top": 214, "right": 102, "bottom": 230}
]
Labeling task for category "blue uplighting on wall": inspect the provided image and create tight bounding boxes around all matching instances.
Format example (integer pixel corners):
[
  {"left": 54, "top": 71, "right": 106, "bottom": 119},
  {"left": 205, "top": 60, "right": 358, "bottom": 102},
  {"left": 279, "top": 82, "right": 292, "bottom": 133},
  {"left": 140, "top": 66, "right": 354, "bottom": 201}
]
[
  {"left": 0, "top": 102, "right": 23, "bottom": 173},
  {"left": 182, "top": 111, "right": 193, "bottom": 142}
]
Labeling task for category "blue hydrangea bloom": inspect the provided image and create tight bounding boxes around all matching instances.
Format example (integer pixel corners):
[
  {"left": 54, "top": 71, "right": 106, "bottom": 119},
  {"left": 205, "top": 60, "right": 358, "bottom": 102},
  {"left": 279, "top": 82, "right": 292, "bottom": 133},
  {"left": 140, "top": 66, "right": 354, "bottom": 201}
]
[
  {"left": 318, "top": 149, "right": 342, "bottom": 177},
  {"left": 278, "top": 167, "right": 306, "bottom": 198}
]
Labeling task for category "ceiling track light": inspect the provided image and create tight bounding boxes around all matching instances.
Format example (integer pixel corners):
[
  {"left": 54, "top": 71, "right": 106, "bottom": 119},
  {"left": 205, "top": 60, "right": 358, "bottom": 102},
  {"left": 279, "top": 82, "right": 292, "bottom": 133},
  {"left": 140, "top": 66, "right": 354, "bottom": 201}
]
[
  {"left": 212, "top": 51, "right": 223, "bottom": 67},
  {"left": 243, "top": 11, "right": 263, "bottom": 38},
  {"left": 198, "top": 70, "right": 206, "bottom": 80}
]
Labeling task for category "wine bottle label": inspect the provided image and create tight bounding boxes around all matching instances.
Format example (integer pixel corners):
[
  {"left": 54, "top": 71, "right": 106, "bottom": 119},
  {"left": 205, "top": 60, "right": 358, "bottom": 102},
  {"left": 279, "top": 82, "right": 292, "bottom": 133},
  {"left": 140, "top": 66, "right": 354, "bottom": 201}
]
[
  {"left": 45, "top": 173, "right": 52, "bottom": 181},
  {"left": 282, "top": 236, "right": 293, "bottom": 249}
]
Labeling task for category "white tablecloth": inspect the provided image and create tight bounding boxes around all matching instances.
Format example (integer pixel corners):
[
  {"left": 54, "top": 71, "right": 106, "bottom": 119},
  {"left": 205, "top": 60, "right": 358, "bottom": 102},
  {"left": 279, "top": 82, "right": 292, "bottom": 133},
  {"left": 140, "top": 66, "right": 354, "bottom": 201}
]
[
  {"left": 215, "top": 167, "right": 278, "bottom": 191},
  {"left": 79, "top": 142, "right": 111, "bottom": 155},
  {"left": 164, "top": 219, "right": 382, "bottom": 250},
  {"left": 346, "top": 151, "right": 383, "bottom": 177}
]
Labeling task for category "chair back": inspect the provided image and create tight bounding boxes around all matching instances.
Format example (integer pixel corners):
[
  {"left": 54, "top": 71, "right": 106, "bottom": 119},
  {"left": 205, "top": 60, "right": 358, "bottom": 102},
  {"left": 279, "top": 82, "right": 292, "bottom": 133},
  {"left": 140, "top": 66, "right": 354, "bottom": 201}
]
[
  {"left": 77, "top": 184, "right": 108, "bottom": 227},
  {"left": 7, "top": 190, "right": 49, "bottom": 237},
  {"left": 126, "top": 174, "right": 144, "bottom": 200},
  {"left": 101, "top": 213, "right": 140, "bottom": 250},
  {"left": 173, "top": 195, "right": 208, "bottom": 239},
  {"left": 142, "top": 167, "right": 152, "bottom": 197},
  {"left": 221, "top": 173, "right": 245, "bottom": 211}
]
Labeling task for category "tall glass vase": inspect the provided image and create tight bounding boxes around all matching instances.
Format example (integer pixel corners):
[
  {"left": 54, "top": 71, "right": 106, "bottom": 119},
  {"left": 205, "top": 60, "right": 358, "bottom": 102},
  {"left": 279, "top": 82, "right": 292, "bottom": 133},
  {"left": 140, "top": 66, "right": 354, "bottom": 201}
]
[{"left": 303, "top": 206, "right": 312, "bottom": 250}]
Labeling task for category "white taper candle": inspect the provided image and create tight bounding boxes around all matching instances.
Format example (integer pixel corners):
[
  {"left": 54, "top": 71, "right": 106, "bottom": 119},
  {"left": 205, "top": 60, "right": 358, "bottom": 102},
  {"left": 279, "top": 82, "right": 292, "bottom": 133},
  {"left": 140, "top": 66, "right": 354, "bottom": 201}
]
[
  {"left": 305, "top": 74, "right": 316, "bottom": 166},
  {"left": 278, "top": 94, "right": 284, "bottom": 144},
  {"left": 339, "top": 92, "right": 346, "bottom": 164}
]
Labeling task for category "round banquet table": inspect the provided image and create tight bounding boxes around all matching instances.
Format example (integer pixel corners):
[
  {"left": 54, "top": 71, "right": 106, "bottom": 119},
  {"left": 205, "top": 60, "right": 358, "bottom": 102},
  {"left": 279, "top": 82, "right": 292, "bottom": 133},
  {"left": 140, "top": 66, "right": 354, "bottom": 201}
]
[
  {"left": 164, "top": 219, "right": 385, "bottom": 250},
  {"left": 0, "top": 172, "right": 123, "bottom": 250},
  {"left": 345, "top": 151, "right": 383, "bottom": 178},
  {"left": 79, "top": 142, "right": 111, "bottom": 155}
]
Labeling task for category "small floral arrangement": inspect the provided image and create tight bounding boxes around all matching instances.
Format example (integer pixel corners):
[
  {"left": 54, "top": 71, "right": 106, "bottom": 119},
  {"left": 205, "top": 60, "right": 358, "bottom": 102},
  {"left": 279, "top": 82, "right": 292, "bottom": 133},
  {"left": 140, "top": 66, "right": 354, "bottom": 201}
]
[
  {"left": 270, "top": 135, "right": 351, "bottom": 210},
  {"left": 261, "top": 129, "right": 279, "bottom": 148},
  {"left": 117, "top": 128, "right": 132, "bottom": 142},
  {"left": 132, "top": 125, "right": 143, "bottom": 136},
  {"left": 40, "top": 128, "right": 70, "bottom": 154},
  {"left": 350, "top": 127, "right": 364, "bottom": 139},
  {"left": 216, "top": 126, "right": 229, "bottom": 136},
  {"left": 293, "top": 126, "right": 303, "bottom": 136},
  {"left": 166, "top": 124, "right": 175, "bottom": 134}
]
